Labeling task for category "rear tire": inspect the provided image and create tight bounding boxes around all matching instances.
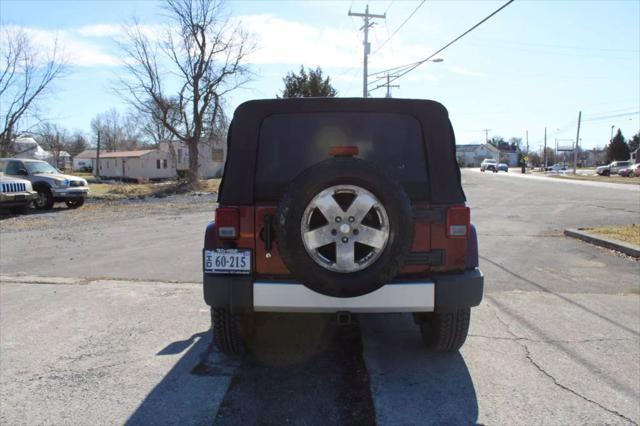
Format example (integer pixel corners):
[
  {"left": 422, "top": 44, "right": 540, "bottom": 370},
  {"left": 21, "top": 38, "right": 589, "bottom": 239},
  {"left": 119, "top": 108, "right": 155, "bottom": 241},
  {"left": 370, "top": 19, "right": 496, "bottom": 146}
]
[
  {"left": 211, "top": 308, "right": 255, "bottom": 355},
  {"left": 34, "top": 188, "right": 54, "bottom": 210},
  {"left": 419, "top": 308, "right": 471, "bottom": 352}
]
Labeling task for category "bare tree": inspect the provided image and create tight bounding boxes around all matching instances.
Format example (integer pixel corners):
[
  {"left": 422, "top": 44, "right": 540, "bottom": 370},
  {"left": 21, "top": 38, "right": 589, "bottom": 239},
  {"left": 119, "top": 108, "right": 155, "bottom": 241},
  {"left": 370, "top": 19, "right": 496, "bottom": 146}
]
[
  {"left": 66, "top": 130, "right": 89, "bottom": 157},
  {"left": 0, "top": 26, "right": 67, "bottom": 156},
  {"left": 37, "top": 122, "right": 67, "bottom": 168},
  {"left": 90, "top": 108, "right": 142, "bottom": 151},
  {"left": 118, "top": 0, "right": 252, "bottom": 184},
  {"left": 138, "top": 100, "right": 176, "bottom": 147}
]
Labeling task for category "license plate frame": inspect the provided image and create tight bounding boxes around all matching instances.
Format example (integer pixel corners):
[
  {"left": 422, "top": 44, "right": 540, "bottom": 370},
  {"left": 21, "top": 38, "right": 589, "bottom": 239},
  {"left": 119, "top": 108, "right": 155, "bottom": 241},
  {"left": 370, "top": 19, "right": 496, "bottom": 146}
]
[{"left": 204, "top": 249, "right": 251, "bottom": 274}]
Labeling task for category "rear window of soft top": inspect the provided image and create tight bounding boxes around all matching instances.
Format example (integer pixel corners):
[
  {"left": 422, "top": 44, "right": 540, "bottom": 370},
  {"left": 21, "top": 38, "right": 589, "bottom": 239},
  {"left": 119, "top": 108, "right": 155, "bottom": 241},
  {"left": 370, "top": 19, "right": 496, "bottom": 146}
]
[{"left": 255, "top": 112, "right": 429, "bottom": 200}]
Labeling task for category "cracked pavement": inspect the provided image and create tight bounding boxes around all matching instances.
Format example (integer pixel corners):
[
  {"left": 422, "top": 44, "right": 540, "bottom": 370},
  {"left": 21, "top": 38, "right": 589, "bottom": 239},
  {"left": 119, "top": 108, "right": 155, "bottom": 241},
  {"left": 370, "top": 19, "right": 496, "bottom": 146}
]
[{"left": 1, "top": 169, "right": 639, "bottom": 424}]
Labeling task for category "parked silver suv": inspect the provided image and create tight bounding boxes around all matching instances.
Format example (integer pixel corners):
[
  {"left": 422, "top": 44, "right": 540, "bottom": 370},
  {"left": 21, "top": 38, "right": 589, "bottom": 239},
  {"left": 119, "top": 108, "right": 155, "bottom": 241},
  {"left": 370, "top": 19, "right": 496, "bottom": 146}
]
[
  {"left": 0, "top": 159, "right": 89, "bottom": 210},
  {"left": 596, "top": 160, "right": 633, "bottom": 176}
]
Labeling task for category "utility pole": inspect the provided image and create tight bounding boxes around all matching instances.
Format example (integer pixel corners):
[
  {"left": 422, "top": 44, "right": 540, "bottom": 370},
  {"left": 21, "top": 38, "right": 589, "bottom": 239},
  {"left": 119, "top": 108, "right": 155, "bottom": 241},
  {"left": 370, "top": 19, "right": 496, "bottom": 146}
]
[
  {"left": 95, "top": 130, "right": 101, "bottom": 178},
  {"left": 573, "top": 111, "right": 582, "bottom": 174},
  {"left": 525, "top": 130, "right": 529, "bottom": 154},
  {"left": 349, "top": 5, "right": 385, "bottom": 98},
  {"left": 384, "top": 73, "right": 400, "bottom": 98},
  {"left": 543, "top": 127, "right": 547, "bottom": 168}
]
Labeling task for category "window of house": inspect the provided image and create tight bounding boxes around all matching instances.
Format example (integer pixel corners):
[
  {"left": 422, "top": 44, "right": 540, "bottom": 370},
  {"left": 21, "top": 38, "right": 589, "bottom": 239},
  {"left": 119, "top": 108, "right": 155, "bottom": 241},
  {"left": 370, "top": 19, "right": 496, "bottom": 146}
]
[
  {"left": 212, "top": 149, "right": 224, "bottom": 162},
  {"left": 163, "top": 159, "right": 167, "bottom": 168},
  {"left": 156, "top": 159, "right": 161, "bottom": 169}
]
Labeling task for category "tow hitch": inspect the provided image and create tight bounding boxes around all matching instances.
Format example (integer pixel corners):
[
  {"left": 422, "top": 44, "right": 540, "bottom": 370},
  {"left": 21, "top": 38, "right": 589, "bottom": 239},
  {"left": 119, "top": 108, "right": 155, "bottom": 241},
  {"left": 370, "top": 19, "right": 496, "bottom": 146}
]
[{"left": 336, "top": 311, "right": 352, "bottom": 326}]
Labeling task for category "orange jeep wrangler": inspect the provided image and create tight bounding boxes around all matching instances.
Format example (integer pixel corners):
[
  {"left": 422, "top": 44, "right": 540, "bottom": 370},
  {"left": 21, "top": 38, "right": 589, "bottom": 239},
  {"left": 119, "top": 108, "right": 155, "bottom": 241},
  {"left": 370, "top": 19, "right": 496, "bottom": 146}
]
[{"left": 203, "top": 98, "right": 483, "bottom": 354}]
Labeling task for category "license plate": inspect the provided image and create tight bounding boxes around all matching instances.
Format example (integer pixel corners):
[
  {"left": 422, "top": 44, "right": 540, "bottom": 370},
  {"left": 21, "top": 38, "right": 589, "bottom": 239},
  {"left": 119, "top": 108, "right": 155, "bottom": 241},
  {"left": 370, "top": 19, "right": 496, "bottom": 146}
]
[{"left": 204, "top": 249, "right": 251, "bottom": 274}]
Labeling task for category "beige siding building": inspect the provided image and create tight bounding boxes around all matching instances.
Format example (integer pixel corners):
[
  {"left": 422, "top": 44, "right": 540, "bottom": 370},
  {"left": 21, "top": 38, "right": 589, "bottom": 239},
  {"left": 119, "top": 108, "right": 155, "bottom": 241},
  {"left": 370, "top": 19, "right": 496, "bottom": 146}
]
[
  {"left": 97, "top": 150, "right": 176, "bottom": 180},
  {"left": 159, "top": 140, "right": 226, "bottom": 178}
]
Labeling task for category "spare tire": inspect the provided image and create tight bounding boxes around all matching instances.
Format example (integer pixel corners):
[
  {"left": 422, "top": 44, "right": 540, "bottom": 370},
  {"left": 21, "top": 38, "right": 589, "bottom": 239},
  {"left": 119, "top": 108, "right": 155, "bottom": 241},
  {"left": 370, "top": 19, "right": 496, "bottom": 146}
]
[{"left": 276, "top": 157, "right": 414, "bottom": 298}]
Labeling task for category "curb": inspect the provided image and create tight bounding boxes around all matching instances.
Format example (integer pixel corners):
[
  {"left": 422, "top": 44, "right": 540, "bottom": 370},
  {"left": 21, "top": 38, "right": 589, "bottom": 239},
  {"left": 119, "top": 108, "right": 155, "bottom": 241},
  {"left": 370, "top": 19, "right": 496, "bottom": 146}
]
[{"left": 564, "top": 229, "right": 640, "bottom": 258}]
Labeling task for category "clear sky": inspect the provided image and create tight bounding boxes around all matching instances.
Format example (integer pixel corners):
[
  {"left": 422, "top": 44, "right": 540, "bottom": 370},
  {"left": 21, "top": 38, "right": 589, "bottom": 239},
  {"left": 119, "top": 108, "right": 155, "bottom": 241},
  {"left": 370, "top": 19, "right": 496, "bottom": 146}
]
[{"left": 1, "top": 0, "right": 639, "bottom": 151}]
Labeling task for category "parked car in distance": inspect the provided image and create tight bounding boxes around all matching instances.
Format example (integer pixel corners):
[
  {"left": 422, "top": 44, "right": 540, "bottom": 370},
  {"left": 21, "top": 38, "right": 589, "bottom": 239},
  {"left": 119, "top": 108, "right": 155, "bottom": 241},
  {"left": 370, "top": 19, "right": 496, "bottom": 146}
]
[
  {"left": 618, "top": 163, "right": 640, "bottom": 177},
  {"left": 0, "top": 174, "right": 37, "bottom": 214},
  {"left": 0, "top": 159, "right": 89, "bottom": 210},
  {"left": 480, "top": 159, "right": 498, "bottom": 172},
  {"left": 497, "top": 163, "right": 509, "bottom": 172},
  {"left": 203, "top": 98, "right": 483, "bottom": 355},
  {"left": 596, "top": 160, "right": 633, "bottom": 176},
  {"left": 545, "top": 163, "right": 568, "bottom": 172}
]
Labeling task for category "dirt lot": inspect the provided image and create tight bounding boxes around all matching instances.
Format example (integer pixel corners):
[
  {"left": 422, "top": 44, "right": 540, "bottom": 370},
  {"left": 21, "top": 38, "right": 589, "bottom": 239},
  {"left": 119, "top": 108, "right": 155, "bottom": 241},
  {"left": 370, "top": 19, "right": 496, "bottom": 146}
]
[{"left": 88, "top": 178, "right": 221, "bottom": 200}]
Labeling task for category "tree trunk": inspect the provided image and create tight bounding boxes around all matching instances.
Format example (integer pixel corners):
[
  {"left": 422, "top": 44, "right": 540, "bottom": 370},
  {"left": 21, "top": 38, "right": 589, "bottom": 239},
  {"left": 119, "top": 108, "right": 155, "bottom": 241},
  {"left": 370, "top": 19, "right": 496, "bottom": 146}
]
[{"left": 187, "top": 140, "right": 199, "bottom": 186}]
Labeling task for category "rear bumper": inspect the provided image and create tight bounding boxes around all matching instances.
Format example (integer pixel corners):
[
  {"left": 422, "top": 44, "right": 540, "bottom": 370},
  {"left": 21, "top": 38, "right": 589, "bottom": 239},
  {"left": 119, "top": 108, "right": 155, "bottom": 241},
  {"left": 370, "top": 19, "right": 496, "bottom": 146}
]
[{"left": 203, "top": 268, "right": 483, "bottom": 313}]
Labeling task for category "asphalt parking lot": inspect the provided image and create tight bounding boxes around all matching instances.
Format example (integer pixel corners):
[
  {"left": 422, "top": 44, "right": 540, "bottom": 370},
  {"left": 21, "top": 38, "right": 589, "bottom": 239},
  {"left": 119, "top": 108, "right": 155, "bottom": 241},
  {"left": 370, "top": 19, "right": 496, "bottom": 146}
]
[{"left": 1, "top": 170, "right": 639, "bottom": 425}]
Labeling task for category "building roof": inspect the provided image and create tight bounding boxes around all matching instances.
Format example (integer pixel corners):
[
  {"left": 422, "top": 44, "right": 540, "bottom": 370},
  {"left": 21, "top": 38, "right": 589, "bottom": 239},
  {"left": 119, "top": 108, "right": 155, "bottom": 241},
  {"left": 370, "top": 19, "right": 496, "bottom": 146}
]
[
  {"left": 456, "top": 144, "right": 482, "bottom": 152},
  {"left": 456, "top": 143, "right": 499, "bottom": 153},
  {"left": 98, "top": 149, "right": 156, "bottom": 159},
  {"left": 76, "top": 149, "right": 97, "bottom": 159}
]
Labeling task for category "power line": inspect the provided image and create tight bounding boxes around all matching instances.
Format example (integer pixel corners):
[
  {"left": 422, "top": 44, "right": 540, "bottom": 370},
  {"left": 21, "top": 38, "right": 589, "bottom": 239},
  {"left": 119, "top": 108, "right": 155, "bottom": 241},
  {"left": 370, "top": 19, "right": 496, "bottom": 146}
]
[
  {"left": 582, "top": 111, "right": 639, "bottom": 122},
  {"left": 369, "top": 0, "right": 515, "bottom": 87},
  {"left": 373, "top": 0, "right": 426, "bottom": 54},
  {"left": 384, "top": 0, "right": 396, "bottom": 14}
]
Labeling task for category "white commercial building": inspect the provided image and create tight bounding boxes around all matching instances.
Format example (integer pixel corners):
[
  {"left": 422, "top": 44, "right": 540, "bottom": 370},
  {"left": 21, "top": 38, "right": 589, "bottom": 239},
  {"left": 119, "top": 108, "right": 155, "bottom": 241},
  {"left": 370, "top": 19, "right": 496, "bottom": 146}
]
[{"left": 456, "top": 144, "right": 500, "bottom": 167}]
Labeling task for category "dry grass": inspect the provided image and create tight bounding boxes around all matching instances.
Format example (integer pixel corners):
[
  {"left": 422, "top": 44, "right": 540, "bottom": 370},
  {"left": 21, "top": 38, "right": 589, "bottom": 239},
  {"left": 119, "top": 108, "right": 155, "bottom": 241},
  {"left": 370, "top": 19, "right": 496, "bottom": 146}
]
[
  {"left": 548, "top": 174, "right": 640, "bottom": 185},
  {"left": 89, "top": 178, "right": 221, "bottom": 199},
  {"left": 587, "top": 224, "right": 640, "bottom": 246}
]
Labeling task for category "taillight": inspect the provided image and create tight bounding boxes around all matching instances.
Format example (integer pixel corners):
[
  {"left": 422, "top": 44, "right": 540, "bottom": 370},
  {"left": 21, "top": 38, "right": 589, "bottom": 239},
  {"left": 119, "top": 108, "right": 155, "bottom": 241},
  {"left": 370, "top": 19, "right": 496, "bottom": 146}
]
[
  {"left": 446, "top": 205, "right": 470, "bottom": 238},
  {"left": 329, "top": 145, "right": 359, "bottom": 157},
  {"left": 216, "top": 207, "right": 239, "bottom": 239}
]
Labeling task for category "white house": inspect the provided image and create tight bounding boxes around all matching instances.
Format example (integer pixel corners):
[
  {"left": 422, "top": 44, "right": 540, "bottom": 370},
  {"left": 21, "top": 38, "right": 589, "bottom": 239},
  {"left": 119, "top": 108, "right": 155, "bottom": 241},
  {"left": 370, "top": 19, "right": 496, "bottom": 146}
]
[
  {"left": 456, "top": 144, "right": 500, "bottom": 167},
  {"left": 73, "top": 150, "right": 97, "bottom": 171},
  {"left": 97, "top": 149, "right": 176, "bottom": 181},
  {"left": 13, "top": 137, "right": 49, "bottom": 161},
  {"left": 12, "top": 137, "right": 71, "bottom": 169},
  {"left": 159, "top": 139, "right": 225, "bottom": 178}
]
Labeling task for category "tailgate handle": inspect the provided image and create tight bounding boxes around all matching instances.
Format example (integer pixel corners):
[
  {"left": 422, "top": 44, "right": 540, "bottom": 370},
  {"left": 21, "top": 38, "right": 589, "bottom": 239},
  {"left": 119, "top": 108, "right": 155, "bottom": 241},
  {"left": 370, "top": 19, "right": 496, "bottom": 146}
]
[
  {"left": 263, "top": 213, "right": 273, "bottom": 256},
  {"left": 413, "top": 207, "right": 445, "bottom": 223}
]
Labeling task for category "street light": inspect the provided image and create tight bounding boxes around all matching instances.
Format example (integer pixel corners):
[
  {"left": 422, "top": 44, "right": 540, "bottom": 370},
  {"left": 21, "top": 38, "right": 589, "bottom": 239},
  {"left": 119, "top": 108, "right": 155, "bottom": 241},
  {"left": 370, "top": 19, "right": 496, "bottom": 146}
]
[{"left": 610, "top": 125, "right": 615, "bottom": 142}]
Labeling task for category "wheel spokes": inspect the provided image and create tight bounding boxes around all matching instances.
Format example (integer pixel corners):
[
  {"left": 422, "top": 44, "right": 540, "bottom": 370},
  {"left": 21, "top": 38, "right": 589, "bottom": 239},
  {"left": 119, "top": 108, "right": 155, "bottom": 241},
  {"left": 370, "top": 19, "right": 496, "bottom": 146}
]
[
  {"left": 345, "top": 192, "right": 376, "bottom": 224},
  {"left": 335, "top": 240, "right": 355, "bottom": 270},
  {"left": 355, "top": 225, "right": 387, "bottom": 249},
  {"left": 314, "top": 192, "right": 344, "bottom": 220},
  {"left": 303, "top": 225, "right": 335, "bottom": 249}
]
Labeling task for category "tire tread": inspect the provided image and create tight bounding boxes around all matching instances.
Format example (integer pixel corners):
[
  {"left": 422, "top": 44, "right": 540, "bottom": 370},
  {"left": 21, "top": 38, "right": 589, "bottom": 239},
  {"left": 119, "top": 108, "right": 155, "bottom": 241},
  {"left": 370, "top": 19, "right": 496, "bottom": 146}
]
[
  {"left": 420, "top": 308, "right": 470, "bottom": 352},
  {"left": 212, "top": 308, "right": 243, "bottom": 355}
]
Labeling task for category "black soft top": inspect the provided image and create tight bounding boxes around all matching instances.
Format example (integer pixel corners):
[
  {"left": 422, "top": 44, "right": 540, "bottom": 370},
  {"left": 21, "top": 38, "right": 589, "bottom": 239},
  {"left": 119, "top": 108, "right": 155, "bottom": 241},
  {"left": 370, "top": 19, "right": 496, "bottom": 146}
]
[{"left": 218, "top": 97, "right": 465, "bottom": 205}]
